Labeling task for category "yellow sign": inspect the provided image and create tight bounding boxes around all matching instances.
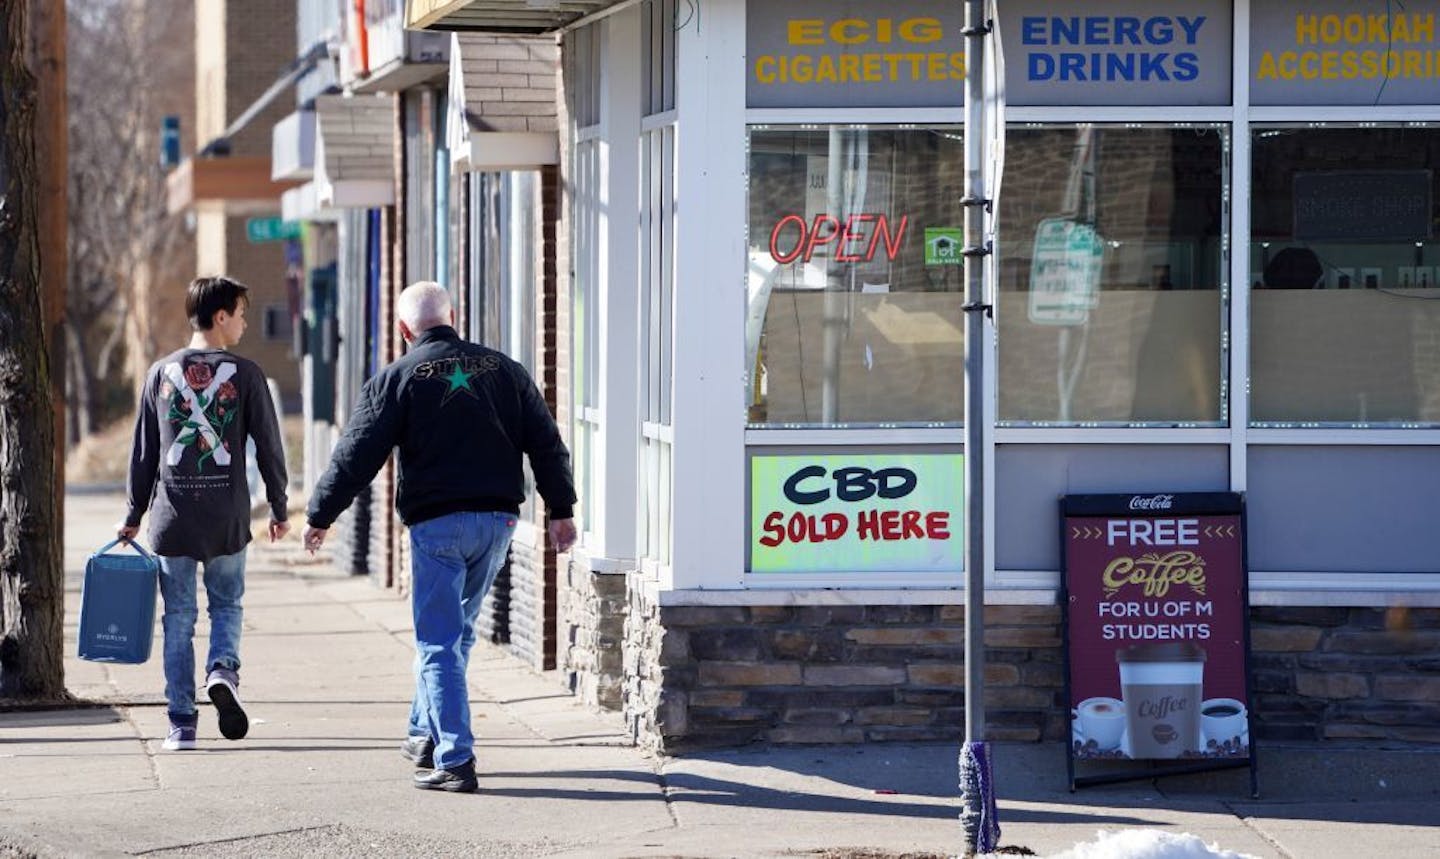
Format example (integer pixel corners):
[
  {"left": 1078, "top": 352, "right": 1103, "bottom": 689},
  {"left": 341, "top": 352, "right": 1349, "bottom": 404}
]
[{"left": 747, "top": 1, "right": 965, "bottom": 108}]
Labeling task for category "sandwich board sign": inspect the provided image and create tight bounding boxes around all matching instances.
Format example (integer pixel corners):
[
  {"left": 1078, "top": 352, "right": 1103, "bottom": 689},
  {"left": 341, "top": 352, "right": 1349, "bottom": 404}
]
[{"left": 1061, "top": 491, "right": 1258, "bottom": 796}]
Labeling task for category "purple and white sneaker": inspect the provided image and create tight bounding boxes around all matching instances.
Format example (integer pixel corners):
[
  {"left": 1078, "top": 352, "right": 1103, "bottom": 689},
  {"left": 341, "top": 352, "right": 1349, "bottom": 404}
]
[
  {"left": 205, "top": 668, "right": 249, "bottom": 740},
  {"left": 162, "top": 723, "right": 197, "bottom": 751}
]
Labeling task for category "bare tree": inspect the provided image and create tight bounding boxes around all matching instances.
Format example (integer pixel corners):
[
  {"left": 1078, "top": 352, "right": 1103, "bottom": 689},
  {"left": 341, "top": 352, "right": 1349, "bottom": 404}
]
[
  {"left": 0, "top": 0, "right": 64, "bottom": 702},
  {"left": 64, "top": 0, "right": 190, "bottom": 441}
]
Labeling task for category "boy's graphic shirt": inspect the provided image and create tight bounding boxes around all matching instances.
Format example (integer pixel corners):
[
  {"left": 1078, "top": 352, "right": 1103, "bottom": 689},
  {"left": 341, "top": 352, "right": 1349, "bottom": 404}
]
[{"left": 126, "top": 349, "right": 288, "bottom": 560}]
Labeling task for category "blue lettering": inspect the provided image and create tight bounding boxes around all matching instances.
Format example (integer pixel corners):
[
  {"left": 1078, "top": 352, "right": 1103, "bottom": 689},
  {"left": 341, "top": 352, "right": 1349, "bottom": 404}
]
[
  {"left": 1060, "top": 53, "right": 1086, "bottom": 79},
  {"left": 1177, "top": 16, "right": 1206, "bottom": 45},
  {"left": 1113, "top": 17, "right": 1141, "bottom": 45},
  {"left": 1173, "top": 52, "right": 1199, "bottom": 81},
  {"left": 1107, "top": 52, "right": 1137, "bottom": 80},
  {"left": 1144, "top": 18, "right": 1175, "bottom": 45},
  {"left": 1021, "top": 17, "right": 1046, "bottom": 45},
  {"left": 1053, "top": 17, "right": 1080, "bottom": 45},
  {"left": 1029, "top": 52, "right": 1055, "bottom": 80},
  {"left": 1084, "top": 17, "right": 1109, "bottom": 44},
  {"left": 1139, "top": 52, "right": 1172, "bottom": 80}
]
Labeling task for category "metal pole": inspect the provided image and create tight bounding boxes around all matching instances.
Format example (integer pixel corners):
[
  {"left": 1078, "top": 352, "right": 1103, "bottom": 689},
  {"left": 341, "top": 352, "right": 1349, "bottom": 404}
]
[
  {"left": 962, "top": 0, "right": 988, "bottom": 754},
  {"left": 958, "top": 0, "right": 995, "bottom": 854}
]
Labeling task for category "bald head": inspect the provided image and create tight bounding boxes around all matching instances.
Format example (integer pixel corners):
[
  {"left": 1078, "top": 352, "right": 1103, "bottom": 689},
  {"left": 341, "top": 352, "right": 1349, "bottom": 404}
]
[{"left": 397, "top": 281, "right": 452, "bottom": 335}]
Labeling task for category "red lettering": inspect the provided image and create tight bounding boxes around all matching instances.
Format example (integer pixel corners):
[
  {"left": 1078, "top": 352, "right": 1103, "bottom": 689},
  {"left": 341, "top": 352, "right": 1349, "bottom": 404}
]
[
  {"left": 880, "top": 510, "right": 902, "bottom": 540},
  {"left": 769, "top": 214, "right": 807, "bottom": 264},
  {"left": 926, "top": 511, "right": 951, "bottom": 539},
  {"left": 835, "top": 214, "right": 874, "bottom": 263},
  {"left": 857, "top": 509, "right": 881, "bottom": 540},
  {"left": 759, "top": 511, "right": 785, "bottom": 547},
  {"left": 821, "top": 512, "right": 849, "bottom": 540},
  {"left": 901, "top": 510, "right": 924, "bottom": 538},
  {"left": 877, "top": 214, "right": 908, "bottom": 260},
  {"left": 802, "top": 215, "right": 841, "bottom": 262},
  {"left": 787, "top": 512, "right": 808, "bottom": 544}
]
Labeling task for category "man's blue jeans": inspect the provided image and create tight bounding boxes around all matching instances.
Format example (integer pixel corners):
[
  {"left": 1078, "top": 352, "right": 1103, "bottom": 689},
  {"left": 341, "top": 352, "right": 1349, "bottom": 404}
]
[
  {"left": 157, "top": 550, "right": 246, "bottom": 719},
  {"left": 406, "top": 511, "right": 515, "bottom": 770}
]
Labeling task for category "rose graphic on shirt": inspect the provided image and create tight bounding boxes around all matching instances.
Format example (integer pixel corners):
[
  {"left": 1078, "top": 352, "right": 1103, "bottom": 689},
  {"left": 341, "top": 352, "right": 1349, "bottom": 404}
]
[
  {"left": 164, "top": 359, "right": 239, "bottom": 472},
  {"left": 184, "top": 362, "right": 214, "bottom": 390}
]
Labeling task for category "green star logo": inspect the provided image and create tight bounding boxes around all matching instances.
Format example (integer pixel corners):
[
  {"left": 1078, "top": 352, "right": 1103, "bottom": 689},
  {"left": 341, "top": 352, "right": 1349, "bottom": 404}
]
[{"left": 439, "top": 362, "right": 480, "bottom": 405}]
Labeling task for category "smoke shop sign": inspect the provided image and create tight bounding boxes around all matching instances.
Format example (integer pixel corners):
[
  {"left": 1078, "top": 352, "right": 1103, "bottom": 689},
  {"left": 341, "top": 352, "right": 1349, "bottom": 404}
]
[
  {"left": 750, "top": 453, "right": 963, "bottom": 574},
  {"left": 1062, "top": 493, "right": 1252, "bottom": 769},
  {"left": 1251, "top": 2, "right": 1440, "bottom": 104},
  {"left": 746, "top": 0, "right": 965, "bottom": 108},
  {"left": 1000, "top": 0, "right": 1232, "bottom": 105}
]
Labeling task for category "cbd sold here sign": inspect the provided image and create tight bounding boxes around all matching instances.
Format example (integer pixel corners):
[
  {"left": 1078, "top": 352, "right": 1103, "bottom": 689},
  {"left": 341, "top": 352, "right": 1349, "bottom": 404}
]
[{"left": 750, "top": 453, "right": 964, "bottom": 574}]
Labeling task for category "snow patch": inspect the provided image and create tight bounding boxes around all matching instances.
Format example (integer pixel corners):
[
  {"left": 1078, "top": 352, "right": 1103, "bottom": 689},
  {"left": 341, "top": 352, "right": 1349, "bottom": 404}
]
[{"left": 1040, "top": 829, "right": 1260, "bottom": 859}]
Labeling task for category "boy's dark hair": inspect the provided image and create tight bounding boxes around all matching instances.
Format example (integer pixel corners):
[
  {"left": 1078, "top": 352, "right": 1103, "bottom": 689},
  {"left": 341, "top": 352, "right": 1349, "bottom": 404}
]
[{"left": 186, "top": 276, "right": 250, "bottom": 330}]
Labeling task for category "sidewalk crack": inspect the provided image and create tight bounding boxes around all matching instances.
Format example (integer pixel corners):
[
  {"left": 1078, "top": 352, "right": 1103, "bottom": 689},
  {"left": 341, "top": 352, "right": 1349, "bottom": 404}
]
[
  {"left": 1221, "top": 799, "right": 1297, "bottom": 859},
  {"left": 654, "top": 762, "right": 682, "bottom": 828}
]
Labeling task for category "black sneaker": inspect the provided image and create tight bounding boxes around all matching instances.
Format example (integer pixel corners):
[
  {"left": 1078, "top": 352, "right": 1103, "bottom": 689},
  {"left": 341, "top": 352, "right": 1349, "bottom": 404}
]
[
  {"left": 205, "top": 668, "right": 249, "bottom": 740},
  {"left": 413, "top": 759, "right": 478, "bottom": 793},
  {"left": 401, "top": 735, "right": 435, "bottom": 768}
]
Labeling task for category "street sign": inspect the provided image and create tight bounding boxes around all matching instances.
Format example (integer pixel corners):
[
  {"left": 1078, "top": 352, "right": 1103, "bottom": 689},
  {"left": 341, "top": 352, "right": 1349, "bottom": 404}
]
[
  {"left": 1028, "top": 217, "right": 1104, "bottom": 325},
  {"left": 245, "top": 217, "right": 302, "bottom": 243}
]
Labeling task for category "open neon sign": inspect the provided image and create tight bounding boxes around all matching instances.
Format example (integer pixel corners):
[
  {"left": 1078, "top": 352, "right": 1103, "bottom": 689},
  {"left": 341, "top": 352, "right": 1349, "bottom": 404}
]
[{"left": 768, "top": 213, "right": 909, "bottom": 264}]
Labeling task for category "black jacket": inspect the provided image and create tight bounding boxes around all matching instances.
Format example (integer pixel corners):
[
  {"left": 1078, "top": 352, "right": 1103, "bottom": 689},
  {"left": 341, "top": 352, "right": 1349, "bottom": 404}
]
[{"left": 306, "top": 326, "right": 575, "bottom": 529}]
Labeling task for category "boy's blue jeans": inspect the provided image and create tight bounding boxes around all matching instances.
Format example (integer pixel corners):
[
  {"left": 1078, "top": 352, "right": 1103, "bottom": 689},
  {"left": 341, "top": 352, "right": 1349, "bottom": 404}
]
[
  {"left": 406, "top": 511, "right": 515, "bottom": 770},
  {"left": 157, "top": 550, "right": 246, "bottom": 720}
]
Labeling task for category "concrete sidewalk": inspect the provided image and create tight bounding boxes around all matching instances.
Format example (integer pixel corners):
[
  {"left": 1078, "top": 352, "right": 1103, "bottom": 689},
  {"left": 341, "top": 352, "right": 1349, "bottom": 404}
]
[{"left": 0, "top": 492, "right": 1437, "bottom": 858}]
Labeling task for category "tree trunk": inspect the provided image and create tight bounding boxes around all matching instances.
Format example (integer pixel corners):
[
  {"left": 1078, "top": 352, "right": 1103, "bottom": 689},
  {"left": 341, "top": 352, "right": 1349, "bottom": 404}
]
[
  {"left": 65, "top": 320, "right": 94, "bottom": 444},
  {"left": 0, "top": 0, "right": 64, "bottom": 702}
]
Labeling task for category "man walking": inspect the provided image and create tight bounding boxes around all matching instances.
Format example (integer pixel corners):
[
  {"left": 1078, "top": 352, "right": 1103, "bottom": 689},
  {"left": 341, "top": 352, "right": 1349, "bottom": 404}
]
[
  {"left": 303, "top": 281, "right": 577, "bottom": 793},
  {"left": 121, "top": 276, "right": 290, "bottom": 751}
]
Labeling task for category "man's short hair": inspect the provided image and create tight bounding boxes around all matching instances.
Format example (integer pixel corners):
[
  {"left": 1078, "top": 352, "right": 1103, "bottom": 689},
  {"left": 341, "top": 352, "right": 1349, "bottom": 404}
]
[
  {"left": 186, "top": 276, "right": 250, "bottom": 331},
  {"left": 397, "top": 281, "right": 452, "bottom": 332}
]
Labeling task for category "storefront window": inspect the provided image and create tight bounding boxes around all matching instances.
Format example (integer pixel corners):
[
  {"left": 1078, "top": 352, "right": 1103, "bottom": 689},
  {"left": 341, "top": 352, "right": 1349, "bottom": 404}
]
[
  {"left": 997, "top": 124, "right": 1228, "bottom": 426},
  {"left": 746, "top": 126, "right": 966, "bottom": 427},
  {"left": 1250, "top": 125, "right": 1440, "bottom": 426}
]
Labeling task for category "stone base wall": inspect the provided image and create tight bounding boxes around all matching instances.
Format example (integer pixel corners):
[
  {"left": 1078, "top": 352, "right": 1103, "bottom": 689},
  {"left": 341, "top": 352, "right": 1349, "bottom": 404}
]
[
  {"left": 598, "top": 591, "right": 1440, "bottom": 752},
  {"left": 559, "top": 552, "right": 627, "bottom": 710},
  {"left": 329, "top": 486, "right": 370, "bottom": 577},
  {"left": 623, "top": 598, "right": 1066, "bottom": 753},
  {"left": 1250, "top": 607, "right": 1440, "bottom": 743}
]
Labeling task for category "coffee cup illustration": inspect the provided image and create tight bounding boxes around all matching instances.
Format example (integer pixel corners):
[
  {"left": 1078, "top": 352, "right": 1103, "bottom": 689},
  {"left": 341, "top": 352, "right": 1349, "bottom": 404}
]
[
  {"left": 1073, "top": 696, "right": 1126, "bottom": 751},
  {"left": 1116, "top": 641, "right": 1206, "bottom": 759},
  {"left": 1201, "top": 697, "right": 1248, "bottom": 747}
]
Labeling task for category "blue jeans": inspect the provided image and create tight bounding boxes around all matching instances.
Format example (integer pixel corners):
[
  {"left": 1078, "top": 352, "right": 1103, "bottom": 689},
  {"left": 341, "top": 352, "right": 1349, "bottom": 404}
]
[
  {"left": 406, "top": 511, "right": 515, "bottom": 770},
  {"left": 157, "top": 550, "right": 247, "bottom": 719}
]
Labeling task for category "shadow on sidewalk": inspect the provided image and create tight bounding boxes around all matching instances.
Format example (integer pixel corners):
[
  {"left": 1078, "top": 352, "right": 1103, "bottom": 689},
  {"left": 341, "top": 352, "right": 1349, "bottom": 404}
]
[{"left": 476, "top": 767, "right": 1160, "bottom": 826}]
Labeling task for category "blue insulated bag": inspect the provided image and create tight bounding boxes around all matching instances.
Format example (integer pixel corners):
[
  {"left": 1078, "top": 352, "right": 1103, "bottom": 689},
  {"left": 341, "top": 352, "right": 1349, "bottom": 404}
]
[{"left": 77, "top": 538, "right": 159, "bottom": 664}]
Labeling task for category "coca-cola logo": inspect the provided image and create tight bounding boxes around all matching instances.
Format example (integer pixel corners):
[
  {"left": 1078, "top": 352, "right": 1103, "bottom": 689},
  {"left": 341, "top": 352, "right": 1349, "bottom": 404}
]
[{"left": 1129, "top": 494, "right": 1174, "bottom": 511}]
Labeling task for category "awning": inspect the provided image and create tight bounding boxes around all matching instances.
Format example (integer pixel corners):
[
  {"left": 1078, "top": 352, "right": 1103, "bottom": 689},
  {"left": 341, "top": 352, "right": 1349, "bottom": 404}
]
[
  {"left": 447, "top": 33, "right": 558, "bottom": 171},
  {"left": 314, "top": 94, "right": 397, "bottom": 209},
  {"left": 407, "top": 0, "right": 622, "bottom": 34},
  {"left": 271, "top": 110, "right": 316, "bottom": 182}
]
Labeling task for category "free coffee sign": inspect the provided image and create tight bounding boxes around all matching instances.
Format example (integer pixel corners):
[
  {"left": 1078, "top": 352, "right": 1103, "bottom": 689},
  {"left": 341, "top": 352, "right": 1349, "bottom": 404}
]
[
  {"left": 1062, "top": 493, "right": 1251, "bottom": 766},
  {"left": 750, "top": 453, "right": 963, "bottom": 574}
]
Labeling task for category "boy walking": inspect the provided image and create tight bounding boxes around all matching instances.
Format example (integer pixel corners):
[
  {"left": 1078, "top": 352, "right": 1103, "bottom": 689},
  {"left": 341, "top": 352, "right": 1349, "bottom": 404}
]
[{"left": 120, "top": 276, "right": 290, "bottom": 751}]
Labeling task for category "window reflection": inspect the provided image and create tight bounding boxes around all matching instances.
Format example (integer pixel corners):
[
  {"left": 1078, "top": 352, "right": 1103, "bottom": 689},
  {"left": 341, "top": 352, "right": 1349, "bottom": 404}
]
[
  {"left": 997, "top": 125, "right": 1228, "bottom": 425},
  {"left": 746, "top": 126, "right": 967, "bottom": 427},
  {"left": 1250, "top": 126, "right": 1440, "bottom": 426}
]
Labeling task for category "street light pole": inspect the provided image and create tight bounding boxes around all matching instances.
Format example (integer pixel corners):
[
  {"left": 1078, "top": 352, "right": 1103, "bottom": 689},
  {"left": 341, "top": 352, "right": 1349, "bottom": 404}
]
[{"left": 958, "top": 0, "right": 997, "bottom": 855}]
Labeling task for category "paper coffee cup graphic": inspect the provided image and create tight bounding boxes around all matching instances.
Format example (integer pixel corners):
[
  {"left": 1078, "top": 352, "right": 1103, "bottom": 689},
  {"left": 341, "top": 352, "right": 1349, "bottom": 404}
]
[{"left": 1116, "top": 642, "right": 1206, "bottom": 759}]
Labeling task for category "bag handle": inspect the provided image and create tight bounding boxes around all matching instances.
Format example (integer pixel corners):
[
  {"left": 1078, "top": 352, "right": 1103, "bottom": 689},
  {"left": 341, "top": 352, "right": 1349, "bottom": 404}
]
[{"left": 96, "top": 537, "right": 155, "bottom": 560}]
